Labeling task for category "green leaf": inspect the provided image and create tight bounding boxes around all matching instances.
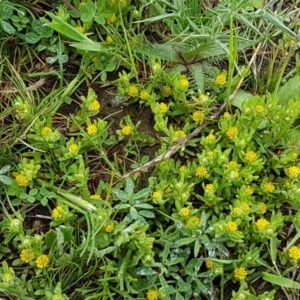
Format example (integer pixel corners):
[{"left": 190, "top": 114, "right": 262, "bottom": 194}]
[
  {"left": 178, "top": 279, "right": 192, "bottom": 292},
  {"left": 70, "top": 42, "right": 103, "bottom": 52},
  {"left": 0, "top": 165, "right": 11, "bottom": 174},
  {"left": 134, "top": 188, "right": 150, "bottom": 199},
  {"left": 29, "top": 188, "right": 38, "bottom": 196},
  {"left": 0, "top": 5, "right": 13, "bottom": 19},
  {"left": 262, "top": 272, "right": 300, "bottom": 289},
  {"left": 25, "top": 32, "right": 40, "bottom": 44},
  {"left": 138, "top": 210, "right": 155, "bottom": 218},
  {"left": 231, "top": 90, "right": 253, "bottom": 109},
  {"left": 174, "top": 237, "right": 197, "bottom": 246},
  {"left": 1, "top": 20, "right": 15, "bottom": 34},
  {"left": 126, "top": 178, "right": 134, "bottom": 194},
  {"left": 134, "top": 203, "right": 153, "bottom": 209},
  {"left": 277, "top": 76, "right": 300, "bottom": 105},
  {"left": 130, "top": 207, "right": 139, "bottom": 219},
  {"left": 81, "top": 12, "right": 94, "bottom": 23},
  {"left": 96, "top": 246, "right": 116, "bottom": 257},
  {"left": 0, "top": 175, "right": 12, "bottom": 185},
  {"left": 45, "top": 230, "right": 57, "bottom": 248},
  {"left": 94, "top": 14, "right": 105, "bottom": 25},
  {"left": 60, "top": 226, "right": 74, "bottom": 242},
  {"left": 165, "top": 257, "right": 184, "bottom": 266},
  {"left": 112, "top": 189, "right": 128, "bottom": 202},
  {"left": 188, "top": 64, "right": 203, "bottom": 91}
]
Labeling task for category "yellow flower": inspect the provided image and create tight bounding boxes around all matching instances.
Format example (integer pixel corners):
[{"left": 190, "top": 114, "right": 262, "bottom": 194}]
[
  {"left": 15, "top": 174, "right": 29, "bottom": 187},
  {"left": 256, "top": 105, "right": 264, "bottom": 113},
  {"left": 152, "top": 63, "right": 161, "bottom": 72},
  {"left": 196, "top": 166, "right": 208, "bottom": 178},
  {"left": 288, "top": 166, "right": 300, "bottom": 178},
  {"left": 152, "top": 191, "right": 161, "bottom": 200},
  {"left": 92, "top": 56, "right": 100, "bottom": 63},
  {"left": 288, "top": 246, "right": 300, "bottom": 260},
  {"left": 205, "top": 260, "right": 216, "bottom": 270},
  {"left": 207, "top": 133, "right": 216, "bottom": 142},
  {"left": 264, "top": 182, "right": 275, "bottom": 193},
  {"left": 173, "top": 130, "right": 186, "bottom": 141},
  {"left": 52, "top": 206, "right": 64, "bottom": 220},
  {"left": 207, "top": 151, "right": 214, "bottom": 157},
  {"left": 140, "top": 90, "right": 150, "bottom": 100},
  {"left": 233, "top": 207, "right": 241, "bottom": 216},
  {"left": 128, "top": 85, "right": 139, "bottom": 97},
  {"left": 52, "top": 296, "right": 64, "bottom": 300},
  {"left": 227, "top": 221, "right": 238, "bottom": 232},
  {"left": 41, "top": 126, "right": 52, "bottom": 137},
  {"left": 215, "top": 74, "right": 226, "bottom": 86},
  {"left": 3, "top": 273, "right": 13, "bottom": 283},
  {"left": 245, "top": 185, "right": 254, "bottom": 195},
  {"left": 234, "top": 267, "right": 247, "bottom": 280},
  {"left": 206, "top": 184, "right": 214, "bottom": 191},
  {"left": 89, "top": 100, "right": 101, "bottom": 112},
  {"left": 76, "top": 25, "right": 85, "bottom": 33},
  {"left": 146, "top": 290, "right": 159, "bottom": 300},
  {"left": 105, "top": 223, "right": 114, "bottom": 233},
  {"left": 245, "top": 151, "right": 257, "bottom": 162},
  {"left": 180, "top": 207, "right": 190, "bottom": 217},
  {"left": 20, "top": 249, "right": 35, "bottom": 263},
  {"left": 186, "top": 216, "right": 201, "bottom": 228},
  {"left": 36, "top": 254, "right": 50, "bottom": 269},
  {"left": 87, "top": 124, "right": 97, "bottom": 136},
  {"left": 241, "top": 202, "right": 250, "bottom": 212},
  {"left": 256, "top": 218, "right": 269, "bottom": 230},
  {"left": 121, "top": 125, "right": 133, "bottom": 136},
  {"left": 179, "top": 78, "right": 189, "bottom": 89},
  {"left": 226, "top": 127, "right": 238, "bottom": 139},
  {"left": 159, "top": 103, "right": 168, "bottom": 114},
  {"left": 107, "top": 14, "right": 116, "bottom": 23},
  {"left": 90, "top": 194, "right": 101, "bottom": 200},
  {"left": 256, "top": 202, "right": 267, "bottom": 215},
  {"left": 223, "top": 112, "right": 231, "bottom": 119},
  {"left": 162, "top": 86, "right": 172, "bottom": 97},
  {"left": 199, "top": 94, "right": 208, "bottom": 102},
  {"left": 227, "top": 161, "right": 238, "bottom": 169},
  {"left": 68, "top": 143, "right": 79, "bottom": 155},
  {"left": 192, "top": 111, "right": 205, "bottom": 123},
  {"left": 106, "top": 36, "right": 113, "bottom": 43},
  {"left": 179, "top": 166, "right": 186, "bottom": 172}
]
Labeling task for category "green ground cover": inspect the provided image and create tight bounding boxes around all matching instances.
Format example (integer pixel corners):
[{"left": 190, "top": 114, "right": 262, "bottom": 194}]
[{"left": 1, "top": 0, "right": 300, "bottom": 299}]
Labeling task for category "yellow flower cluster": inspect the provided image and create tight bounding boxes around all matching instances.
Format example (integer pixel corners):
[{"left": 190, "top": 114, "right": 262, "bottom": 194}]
[
  {"left": 256, "top": 202, "right": 267, "bottom": 215},
  {"left": 234, "top": 267, "right": 247, "bottom": 280},
  {"left": 227, "top": 221, "right": 238, "bottom": 232},
  {"left": 192, "top": 111, "right": 205, "bottom": 123},
  {"left": 215, "top": 74, "right": 226, "bottom": 86},
  {"left": 121, "top": 125, "right": 133, "bottom": 136},
  {"left": 107, "top": 14, "right": 117, "bottom": 23},
  {"left": 20, "top": 249, "right": 35, "bottom": 263},
  {"left": 288, "top": 166, "right": 300, "bottom": 178},
  {"left": 41, "top": 126, "right": 53, "bottom": 137},
  {"left": 227, "top": 161, "right": 238, "bottom": 169},
  {"left": 196, "top": 166, "right": 208, "bottom": 178},
  {"left": 173, "top": 130, "right": 186, "bottom": 140},
  {"left": 146, "top": 290, "right": 159, "bottom": 300},
  {"left": 180, "top": 207, "right": 190, "bottom": 217},
  {"left": 226, "top": 127, "right": 238, "bottom": 139},
  {"left": 36, "top": 254, "right": 50, "bottom": 269},
  {"left": 186, "top": 216, "right": 201, "bottom": 228},
  {"left": 128, "top": 85, "right": 139, "bottom": 97},
  {"left": 76, "top": 25, "right": 85, "bottom": 33},
  {"left": 256, "top": 105, "right": 264, "bottom": 113},
  {"left": 206, "top": 184, "right": 214, "bottom": 191},
  {"left": 159, "top": 103, "right": 168, "bottom": 114},
  {"left": 106, "top": 36, "right": 113, "bottom": 43},
  {"left": 207, "top": 133, "right": 216, "bottom": 142},
  {"left": 223, "top": 112, "right": 231, "bottom": 119},
  {"left": 52, "top": 206, "right": 64, "bottom": 220},
  {"left": 90, "top": 194, "right": 101, "bottom": 200},
  {"left": 288, "top": 246, "right": 300, "bottom": 260},
  {"left": 205, "top": 260, "right": 216, "bottom": 270},
  {"left": 162, "top": 86, "right": 172, "bottom": 97},
  {"left": 245, "top": 185, "right": 254, "bottom": 195},
  {"left": 89, "top": 100, "right": 100, "bottom": 112},
  {"left": 264, "top": 182, "right": 275, "bottom": 193},
  {"left": 87, "top": 124, "right": 98, "bottom": 136},
  {"left": 140, "top": 90, "right": 150, "bottom": 100},
  {"left": 68, "top": 143, "right": 79, "bottom": 155},
  {"left": 179, "top": 78, "right": 189, "bottom": 89},
  {"left": 105, "top": 223, "right": 114, "bottom": 233},
  {"left": 245, "top": 151, "right": 257, "bottom": 162},
  {"left": 15, "top": 174, "right": 29, "bottom": 187},
  {"left": 152, "top": 191, "right": 161, "bottom": 200},
  {"left": 255, "top": 218, "right": 269, "bottom": 230},
  {"left": 241, "top": 202, "right": 250, "bottom": 212}
]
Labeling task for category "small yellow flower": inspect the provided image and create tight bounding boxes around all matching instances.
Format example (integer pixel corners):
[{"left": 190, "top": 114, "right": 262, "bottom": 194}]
[
  {"left": 79, "top": 1, "right": 86, "bottom": 6},
  {"left": 256, "top": 218, "right": 269, "bottom": 230},
  {"left": 227, "top": 221, "right": 238, "bottom": 232},
  {"left": 206, "top": 184, "right": 214, "bottom": 191},
  {"left": 207, "top": 151, "right": 214, "bottom": 157},
  {"left": 223, "top": 112, "right": 231, "bottom": 119},
  {"left": 87, "top": 124, "right": 97, "bottom": 136},
  {"left": 241, "top": 202, "right": 250, "bottom": 212},
  {"left": 186, "top": 216, "right": 201, "bottom": 228},
  {"left": 41, "top": 126, "right": 52, "bottom": 137},
  {"left": 227, "top": 161, "right": 238, "bottom": 169},
  {"left": 207, "top": 133, "right": 216, "bottom": 142},
  {"left": 15, "top": 174, "right": 28, "bottom": 187},
  {"left": 146, "top": 290, "right": 159, "bottom": 300},
  {"left": 196, "top": 166, "right": 208, "bottom": 178},
  {"left": 89, "top": 100, "right": 100, "bottom": 112},
  {"left": 52, "top": 296, "right": 64, "bottom": 300},
  {"left": 234, "top": 267, "right": 247, "bottom": 280},
  {"left": 179, "top": 166, "right": 186, "bottom": 172},
  {"left": 90, "top": 194, "right": 101, "bottom": 200},
  {"left": 173, "top": 130, "right": 186, "bottom": 141},
  {"left": 152, "top": 63, "right": 161, "bottom": 72},
  {"left": 159, "top": 103, "right": 168, "bottom": 114},
  {"left": 245, "top": 185, "right": 254, "bottom": 195},
  {"left": 68, "top": 143, "right": 79, "bottom": 155},
  {"left": 106, "top": 36, "right": 113, "bottom": 43},
  {"left": 288, "top": 246, "right": 300, "bottom": 260},
  {"left": 205, "top": 260, "right": 216, "bottom": 269},
  {"left": 107, "top": 14, "right": 117, "bottom": 23},
  {"left": 256, "top": 202, "right": 267, "bottom": 215},
  {"left": 245, "top": 151, "right": 257, "bottom": 162},
  {"left": 264, "top": 182, "right": 275, "bottom": 193},
  {"left": 215, "top": 74, "right": 226, "bottom": 86},
  {"left": 128, "top": 85, "right": 139, "bottom": 97},
  {"left": 226, "top": 127, "right": 238, "bottom": 139},
  {"left": 179, "top": 78, "right": 189, "bottom": 89},
  {"left": 180, "top": 207, "right": 190, "bottom": 217},
  {"left": 52, "top": 206, "right": 64, "bottom": 220},
  {"left": 3, "top": 273, "right": 13, "bottom": 283},
  {"left": 233, "top": 207, "right": 241, "bottom": 216},
  {"left": 36, "top": 254, "right": 50, "bottom": 269},
  {"left": 162, "top": 86, "right": 172, "bottom": 97},
  {"left": 105, "top": 223, "right": 114, "bottom": 233},
  {"left": 92, "top": 56, "right": 100, "bottom": 63},
  {"left": 199, "top": 94, "right": 207, "bottom": 101},
  {"left": 20, "top": 249, "right": 35, "bottom": 263},
  {"left": 256, "top": 105, "right": 264, "bottom": 113},
  {"left": 76, "top": 25, "right": 85, "bottom": 33},
  {"left": 288, "top": 166, "right": 300, "bottom": 178},
  {"left": 192, "top": 111, "right": 205, "bottom": 123},
  {"left": 140, "top": 90, "right": 150, "bottom": 100},
  {"left": 152, "top": 191, "right": 161, "bottom": 200},
  {"left": 121, "top": 125, "right": 133, "bottom": 136}
]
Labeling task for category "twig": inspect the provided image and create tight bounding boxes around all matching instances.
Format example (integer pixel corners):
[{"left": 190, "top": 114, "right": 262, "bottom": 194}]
[
  {"left": 122, "top": 43, "right": 262, "bottom": 179},
  {"left": 0, "top": 78, "right": 46, "bottom": 94}
]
